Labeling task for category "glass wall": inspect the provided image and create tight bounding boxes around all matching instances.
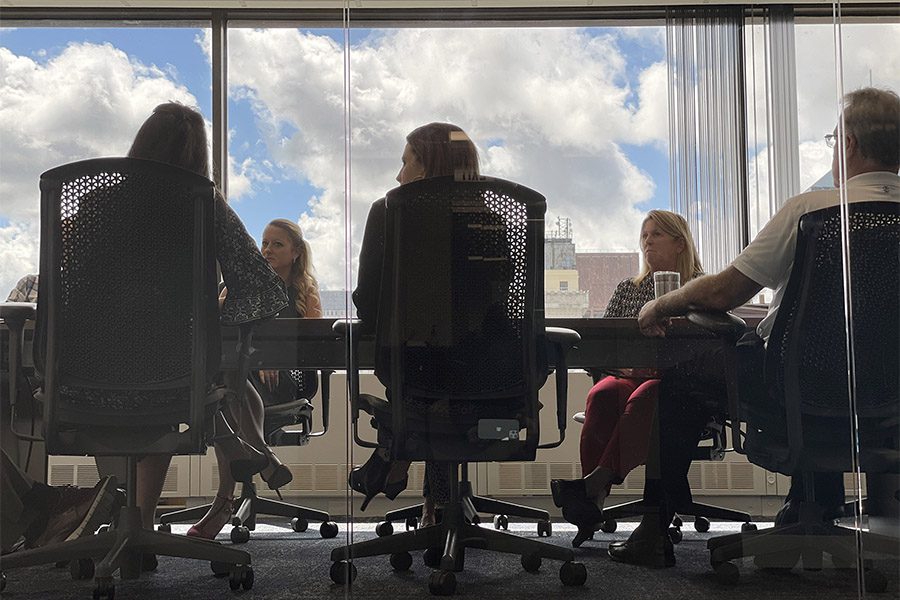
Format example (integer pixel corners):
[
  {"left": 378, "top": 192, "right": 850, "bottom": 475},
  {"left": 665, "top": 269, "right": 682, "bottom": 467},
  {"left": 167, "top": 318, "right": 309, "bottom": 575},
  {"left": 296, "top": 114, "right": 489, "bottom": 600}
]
[
  {"left": 0, "top": 5, "right": 897, "bottom": 599},
  {"left": 0, "top": 24, "right": 211, "bottom": 301}
]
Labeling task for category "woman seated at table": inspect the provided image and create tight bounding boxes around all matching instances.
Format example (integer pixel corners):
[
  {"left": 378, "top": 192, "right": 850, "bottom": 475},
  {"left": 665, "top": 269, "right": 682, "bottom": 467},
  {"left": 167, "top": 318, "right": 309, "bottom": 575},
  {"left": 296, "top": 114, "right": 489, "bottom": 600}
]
[
  {"left": 188, "top": 219, "right": 322, "bottom": 539},
  {"left": 92, "top": 102, "right": 289, "bottom": 538},
  {"left": 551, "top": 210, "right": 703, "bottom": 548},
  {"left": 351, "top": 122, "right": 480, "bottom": 527}
]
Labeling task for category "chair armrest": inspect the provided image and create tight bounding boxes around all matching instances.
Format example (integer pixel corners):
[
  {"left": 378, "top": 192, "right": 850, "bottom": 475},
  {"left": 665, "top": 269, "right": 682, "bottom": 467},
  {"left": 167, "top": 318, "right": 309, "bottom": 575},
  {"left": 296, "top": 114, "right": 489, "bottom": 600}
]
[
  {"left": 685, "top": 310, "right": 748, "bottom": 341},
  {"left": 332, "top": 319, "right": 378, "bottom": 449},
  {"left": 1, "top": 302, "right": 37, "bottom": 325},
  {"left": 2, "top": 302, "right": 42, "bottom": 442},
  {"left": 539, "top": 326, "right": 581, "bottom": 449},
  {"left": 685, "top": 310, "right": 749, "bottom": 455},
  {"left": 545, "top": 326, "right": 580, "bottom": 351},
  {"left": 332, "top": 318, "right": 362, "bottom": 337}
]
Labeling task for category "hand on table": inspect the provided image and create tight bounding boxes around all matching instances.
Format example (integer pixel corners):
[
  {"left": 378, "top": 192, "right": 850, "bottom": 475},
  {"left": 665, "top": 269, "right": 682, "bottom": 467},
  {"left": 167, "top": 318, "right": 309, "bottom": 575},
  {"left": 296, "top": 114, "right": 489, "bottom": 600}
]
[{"left": 638, "top": 299, "right": 669, "bottom": 337}]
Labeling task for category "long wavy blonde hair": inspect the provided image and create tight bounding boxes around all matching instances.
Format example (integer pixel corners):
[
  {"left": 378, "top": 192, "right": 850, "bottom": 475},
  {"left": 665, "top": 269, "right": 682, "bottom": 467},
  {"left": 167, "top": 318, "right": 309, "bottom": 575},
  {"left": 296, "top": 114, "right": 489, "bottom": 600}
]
[
  {"left": 267, "top": 219, "right": 319, "bottom": 317},
  {"left": 633, "top": 210, "right": 703, "bottom": 286}
]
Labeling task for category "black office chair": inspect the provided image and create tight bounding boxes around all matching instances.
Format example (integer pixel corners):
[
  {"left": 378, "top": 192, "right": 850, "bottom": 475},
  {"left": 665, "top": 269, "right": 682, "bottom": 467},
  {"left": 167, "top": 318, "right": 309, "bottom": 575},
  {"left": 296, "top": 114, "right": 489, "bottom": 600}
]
[
  {"left": 570, "top": 407, "right": 753, "bottom": 543},
  {"left": 698, "top": 202, "right": 900, "bottom": 591},
  {"left": 0, "top": 158, "right": 254, "bottom": 598},
  {"left": 159, "top": 369, "right": 340, "bottom": 542},
  {"left": 330, "top": 175, "right": 586, "bottom": 595}
]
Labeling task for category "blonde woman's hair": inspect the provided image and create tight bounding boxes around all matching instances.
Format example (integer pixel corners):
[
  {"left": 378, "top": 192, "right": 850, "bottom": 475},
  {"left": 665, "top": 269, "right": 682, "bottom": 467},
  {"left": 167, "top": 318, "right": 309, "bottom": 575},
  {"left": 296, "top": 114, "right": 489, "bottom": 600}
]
[
  {"left": 267, "top": 219, "right": 319, "bottom": 317},
  {"left": 633, "top": 210, "right": 703, "bottom": 286}
]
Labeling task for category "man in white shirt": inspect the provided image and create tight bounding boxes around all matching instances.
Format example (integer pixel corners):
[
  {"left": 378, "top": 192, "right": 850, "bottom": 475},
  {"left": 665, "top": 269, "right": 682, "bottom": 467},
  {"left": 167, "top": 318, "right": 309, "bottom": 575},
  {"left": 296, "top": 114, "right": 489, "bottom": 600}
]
[{"left": 633, "top": 87, "right": 899, "bottom": 543}]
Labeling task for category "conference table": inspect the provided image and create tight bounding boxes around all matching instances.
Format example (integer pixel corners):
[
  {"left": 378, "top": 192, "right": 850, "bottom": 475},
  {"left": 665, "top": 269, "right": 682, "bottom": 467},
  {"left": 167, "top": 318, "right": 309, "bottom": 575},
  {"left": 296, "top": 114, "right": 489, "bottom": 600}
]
[
  {"left": 218, "top": 315, "right": 762, "bottom": 372},
  {"left": 2, "top": 310, "right": 763, "bottom": 373}
]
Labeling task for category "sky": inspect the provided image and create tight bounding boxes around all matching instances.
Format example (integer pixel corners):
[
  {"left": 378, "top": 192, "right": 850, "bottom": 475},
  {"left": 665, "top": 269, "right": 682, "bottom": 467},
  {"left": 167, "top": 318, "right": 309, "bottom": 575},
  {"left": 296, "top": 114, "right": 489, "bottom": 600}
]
[{"left": 1, "top": 20, "right": 898, "bottom": 298}]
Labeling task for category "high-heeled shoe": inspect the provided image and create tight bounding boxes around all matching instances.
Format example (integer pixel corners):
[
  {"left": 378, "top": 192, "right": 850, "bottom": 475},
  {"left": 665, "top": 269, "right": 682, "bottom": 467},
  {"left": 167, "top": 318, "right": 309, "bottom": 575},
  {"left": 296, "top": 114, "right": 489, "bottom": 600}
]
[
  {"left": 550, "top": 478, "right": 604, "bottom": 547},
  {"left": 216, "top": 433, "right": 268, "bottom": 483},
  {"left": 187, "top": 495, "right": 235, "bottom": 540},
  {"left": 260, "top": 450, "right": 293, "bottom": 491},
  {"left": 349, "top": 450, "right": 408, "bottom": 511}
]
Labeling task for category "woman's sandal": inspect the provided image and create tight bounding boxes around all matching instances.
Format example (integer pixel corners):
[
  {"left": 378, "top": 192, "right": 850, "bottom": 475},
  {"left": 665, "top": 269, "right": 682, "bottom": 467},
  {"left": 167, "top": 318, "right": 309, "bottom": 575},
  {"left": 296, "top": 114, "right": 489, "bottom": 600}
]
[{"left": 187, "top": 495, "right": 235, "bottom": 540}]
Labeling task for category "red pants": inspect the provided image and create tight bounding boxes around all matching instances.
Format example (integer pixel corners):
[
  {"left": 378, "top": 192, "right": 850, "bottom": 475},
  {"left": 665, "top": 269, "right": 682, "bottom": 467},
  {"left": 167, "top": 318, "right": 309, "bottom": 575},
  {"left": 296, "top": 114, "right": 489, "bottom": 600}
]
[{"left": 580, "top": 376, "right": 659, "bottom": 480}]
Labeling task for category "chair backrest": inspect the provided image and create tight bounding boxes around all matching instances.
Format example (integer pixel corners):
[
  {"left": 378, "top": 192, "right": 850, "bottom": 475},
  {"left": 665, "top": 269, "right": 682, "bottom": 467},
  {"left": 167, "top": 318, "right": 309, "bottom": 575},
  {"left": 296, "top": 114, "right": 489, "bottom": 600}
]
[
  {"left": 36, "top": 157, "right": 218, "bottom": 454},
  {"left": 766, "top": 201, "right": 899, "bottom": 423},
  {"left": 376, "top": 175, "right": 546, "bottom": 463}
]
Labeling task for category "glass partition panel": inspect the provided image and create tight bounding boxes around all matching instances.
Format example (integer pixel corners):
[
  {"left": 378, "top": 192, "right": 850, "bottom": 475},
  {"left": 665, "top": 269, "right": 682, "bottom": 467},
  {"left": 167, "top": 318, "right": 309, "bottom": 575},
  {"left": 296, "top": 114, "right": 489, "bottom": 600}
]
[
  {"left": 343, "top": 16, "right": 670, "bottom": 584},
  {"left": 345, "top": 23, "right": 670, "bottom": 321},
  {"left": 224, "top": 21, "right": 350, "bottom": 552},
  {"left": 0, "top": 24, "right": 211, "bottom": 303}
]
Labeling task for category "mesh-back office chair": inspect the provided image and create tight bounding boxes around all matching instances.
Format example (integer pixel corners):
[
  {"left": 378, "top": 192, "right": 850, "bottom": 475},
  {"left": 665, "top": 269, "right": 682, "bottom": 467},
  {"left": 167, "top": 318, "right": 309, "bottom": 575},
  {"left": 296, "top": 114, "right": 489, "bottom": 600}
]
[
  {"left": 159, "top": 369, "right": 340, "bottom": 541},
  {"left": 330, "top": 176, "right": 586, "bottom": 596},
  {"left": 570, "top": 407, "right": 753, "bottom": 543},
  {"left": 0, "top": 159, "right": 254, "bottom": 598},
  {"left": 700, "top": 202, "right": 900, "bottom": 590}
]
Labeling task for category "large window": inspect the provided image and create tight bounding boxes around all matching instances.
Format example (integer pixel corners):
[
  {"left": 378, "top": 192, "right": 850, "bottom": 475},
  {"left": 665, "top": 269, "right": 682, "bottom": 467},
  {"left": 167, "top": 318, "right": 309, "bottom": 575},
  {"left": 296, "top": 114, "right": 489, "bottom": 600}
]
[{"left": 0, "top": 25, "right": 211, "bottom": 298}]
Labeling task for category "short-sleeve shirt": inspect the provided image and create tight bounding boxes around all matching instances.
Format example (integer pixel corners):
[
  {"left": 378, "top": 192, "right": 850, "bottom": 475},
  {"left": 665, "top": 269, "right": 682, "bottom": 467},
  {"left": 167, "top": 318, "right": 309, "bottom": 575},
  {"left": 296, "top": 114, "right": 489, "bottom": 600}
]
[{"left": 731, "top": 171, "right": 900, "bottom": 341}]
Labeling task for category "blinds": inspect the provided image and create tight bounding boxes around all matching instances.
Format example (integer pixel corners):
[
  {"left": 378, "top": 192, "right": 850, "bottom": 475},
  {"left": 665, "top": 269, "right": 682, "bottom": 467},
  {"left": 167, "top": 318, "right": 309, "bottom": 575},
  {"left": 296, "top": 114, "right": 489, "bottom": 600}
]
[{"left": 666, "top": 7, "right": 748, "bottom": 275}]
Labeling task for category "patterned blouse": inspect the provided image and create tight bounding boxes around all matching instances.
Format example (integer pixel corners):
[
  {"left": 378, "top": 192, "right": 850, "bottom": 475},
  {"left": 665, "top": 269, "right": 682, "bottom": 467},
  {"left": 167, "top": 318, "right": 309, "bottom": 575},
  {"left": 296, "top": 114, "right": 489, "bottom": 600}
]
[{"left": 603, "top": 276, "right": 656, "bottom": 318}]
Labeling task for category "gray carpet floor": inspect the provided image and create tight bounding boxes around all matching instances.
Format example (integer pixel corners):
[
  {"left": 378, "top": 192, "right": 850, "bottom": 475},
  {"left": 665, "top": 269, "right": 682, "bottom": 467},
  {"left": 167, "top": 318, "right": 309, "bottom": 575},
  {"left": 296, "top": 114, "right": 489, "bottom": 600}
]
[{"left": 2, "top": 521, "right": 896, "bottom": 599}]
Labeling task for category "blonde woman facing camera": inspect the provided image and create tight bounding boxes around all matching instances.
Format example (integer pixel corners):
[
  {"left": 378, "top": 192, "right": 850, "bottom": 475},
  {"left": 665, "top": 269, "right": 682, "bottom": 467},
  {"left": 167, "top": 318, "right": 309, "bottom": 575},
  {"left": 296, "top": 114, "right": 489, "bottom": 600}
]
[
  {"left": 552, "top": 210, "right": 703, "bottom": 550},
  {"left": 189, "top": 219, "right": 321, "bottom": 539}
]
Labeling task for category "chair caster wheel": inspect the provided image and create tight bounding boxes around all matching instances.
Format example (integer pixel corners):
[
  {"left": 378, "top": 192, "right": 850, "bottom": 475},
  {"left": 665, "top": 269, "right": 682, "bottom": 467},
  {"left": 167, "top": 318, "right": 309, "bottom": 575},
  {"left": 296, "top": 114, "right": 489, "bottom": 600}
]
[
  {"left": 210, "top": 561, "right": 230, "bottom": 577},
  {"left": 70, "top": 558, "right": 95, "bottom": 580},
  {"left": 92, "top": 577, "right": 115, "bottom": 599},
  {"left": 694, "top": 516, "right": 710, "bottom": 533},
  {"left": 229, "top": 565, "right": 254, "bottom": 590},
  {"left": 741, "top": 522, "right": 757, "bottom": 532},
  {"left": 470, "top": 514, "right": 481, "bottom": 525},
  {"left": 320, "top": 521, "right": 339, "bottom": 538},
  {"left": 714, "top": 561, "right": 740, "bottom": 585},
  {"left": 671, "top": 515, "right": 683, "bottom": 528},
  {"left": 865, "top": 568, "right": 888, "bottom": 593},
  {"left": 537, "top": 519, "right": 552, "bottom": 537},
  {"left": 521, "top": 553, "right": 542, "bottom": 572},
  {"left": 391, "top": 551, "right": 413, "bottom": 571},
  {"left": 156, "top": 523, "right": 171, "bottom": 533},
  {"left": 230, "top": 525, "right": 251, "bottom": 544},
  {"left": 376, "top": 521, "right": 394, "bottom": 537},
  {"left": 493, "top": 514, "right": 509, "bottom": 530},
  {"left": 405, "top": 516, "right": 419, "bottom": 531},
  {"left": 668, "top": 526, "right": 683, "bottom": 544},
  {"left": 423, "top": 547, "right": 442, "bottom": 568},
  {"left": 330, "top": 560, "right": 356, "bottom": 585},
  {"left": 428, "top": 570, "right": 456, "bottom": 596},
  {"left": 559, "top": 561, "right": 587, "bottom": 586},
  {"left": 600, "top": 519, "right": 617, "bottom": 533},
  {"left": 291, "top": 517, "right": 308, "bottom": 532}
]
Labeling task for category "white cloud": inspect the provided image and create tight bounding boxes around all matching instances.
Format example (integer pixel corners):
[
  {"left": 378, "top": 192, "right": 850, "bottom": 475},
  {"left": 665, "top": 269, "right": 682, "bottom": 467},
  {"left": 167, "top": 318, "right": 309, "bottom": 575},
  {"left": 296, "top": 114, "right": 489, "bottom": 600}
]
[
  {"left": 223, "top": 27, "right": 668, "bottom": 289},
  {"left": 0, "top": 42, "right": 197, "bottom": 295},
  {"left": 0, "top": 221, "right": 39, "bottom": 300}
]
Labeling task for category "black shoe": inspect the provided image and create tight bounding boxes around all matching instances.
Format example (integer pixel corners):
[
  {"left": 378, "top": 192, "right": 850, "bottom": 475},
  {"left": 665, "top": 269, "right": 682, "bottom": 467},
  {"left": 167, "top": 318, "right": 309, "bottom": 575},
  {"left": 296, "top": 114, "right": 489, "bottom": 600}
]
[
  {"left": 774, "top": 499, "right": 799, "bottom": 526},
  {"left": 142, "top": 553, "right": 158, "bottom": 572},
  {"left": 572, "top": 525, "right": 596, "bottom": 548},
  {"left": 349, "top": 450, "right": 408, "bottom": 511},
  {"left": 775, "top": 499, "right": 844, "bottom": 526},
  {"left": 550, "top": 478, "right": 586, "bottom": 508},
  {"left": 608, "top": 534, "right": 675, "bottom": 568},
  {"left": 550, "top": 479, "right": 603, "bottom": 545}
]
